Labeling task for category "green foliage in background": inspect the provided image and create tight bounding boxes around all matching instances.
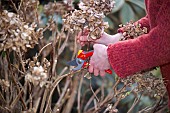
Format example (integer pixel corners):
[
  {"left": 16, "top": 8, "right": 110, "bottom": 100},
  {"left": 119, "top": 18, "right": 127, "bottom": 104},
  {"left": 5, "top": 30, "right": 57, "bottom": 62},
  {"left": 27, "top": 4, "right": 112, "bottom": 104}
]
[{"left": 105, "top": 0, "right": 146, "bottom": 34}]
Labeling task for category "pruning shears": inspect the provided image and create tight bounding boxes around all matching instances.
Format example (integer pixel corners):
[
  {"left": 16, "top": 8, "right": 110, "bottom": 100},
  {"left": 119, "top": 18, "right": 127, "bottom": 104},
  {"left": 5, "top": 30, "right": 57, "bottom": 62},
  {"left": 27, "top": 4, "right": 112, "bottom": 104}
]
[{"left": 67, "top": 50, "right": 112, "bottom": 74}]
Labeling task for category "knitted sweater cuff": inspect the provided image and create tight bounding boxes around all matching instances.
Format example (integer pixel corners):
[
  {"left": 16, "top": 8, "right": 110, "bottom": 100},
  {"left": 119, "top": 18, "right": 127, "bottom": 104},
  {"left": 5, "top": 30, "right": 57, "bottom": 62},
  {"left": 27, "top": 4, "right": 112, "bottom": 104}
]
[{"left": 107, "top": 40, "right": 145, "bottom": 78}]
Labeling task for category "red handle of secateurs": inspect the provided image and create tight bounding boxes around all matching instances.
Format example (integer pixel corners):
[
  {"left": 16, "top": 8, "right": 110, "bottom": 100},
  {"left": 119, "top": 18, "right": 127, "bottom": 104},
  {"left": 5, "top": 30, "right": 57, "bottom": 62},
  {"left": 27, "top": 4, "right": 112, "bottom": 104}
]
[
  {"left": 77, "top": 50, "right": 94, "bottom": 60},
  {"left": 105, "top": 69, "right": 112, "bottom": 74},
  {"left": 80, "top": 50, "right": 113, "bottom": 75}
]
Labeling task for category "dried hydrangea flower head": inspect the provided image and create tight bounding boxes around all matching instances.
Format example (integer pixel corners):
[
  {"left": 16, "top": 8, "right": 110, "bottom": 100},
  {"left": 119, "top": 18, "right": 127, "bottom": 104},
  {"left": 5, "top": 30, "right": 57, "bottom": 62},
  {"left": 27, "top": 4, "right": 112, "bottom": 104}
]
[
  {"left": 44, "top": 2, "right": 74, "bottom": 16},
  {"left": 0, "top": 10, "right": 43, "bottom": 52},
  {"left": 119, "top": 21, "right": 148, "bottom": 41},
  {"left": 18, "top": 0, "right": 40, "bottom": 23},
  {"left": 121, "top": 72, "right": 166, "bottom": 97},
  {"left": 81, "top": 0, "right": 115, "bottom": 15},
  {"left": 25, "top": 56, "right": 50, "bottom": 87},
  {"left": 0, "top": 79, "right": 10, "bottom": 92},
  {"left": 63, "top": 9, "right": 108, "bottom": 40},
  {"left": 63, "top": 0, "right": 115, "bottom": 40}
]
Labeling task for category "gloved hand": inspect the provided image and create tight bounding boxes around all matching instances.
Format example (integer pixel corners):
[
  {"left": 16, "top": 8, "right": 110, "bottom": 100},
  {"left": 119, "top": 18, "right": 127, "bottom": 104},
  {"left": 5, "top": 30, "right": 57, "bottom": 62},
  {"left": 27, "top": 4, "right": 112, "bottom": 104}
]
[
  {"left": 77, "top": 29, "right": 123, "bottom": 46},
  {"left": 89, "top": 44, "right": 111, "bottom": 76}
]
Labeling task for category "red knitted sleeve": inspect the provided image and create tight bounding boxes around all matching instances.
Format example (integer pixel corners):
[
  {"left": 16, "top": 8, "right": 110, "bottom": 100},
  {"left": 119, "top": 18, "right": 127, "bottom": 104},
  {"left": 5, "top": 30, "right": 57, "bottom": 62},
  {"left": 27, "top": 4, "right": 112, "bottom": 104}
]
[{"left": 107, "top": 1, "right": 170, "bottom": 78}]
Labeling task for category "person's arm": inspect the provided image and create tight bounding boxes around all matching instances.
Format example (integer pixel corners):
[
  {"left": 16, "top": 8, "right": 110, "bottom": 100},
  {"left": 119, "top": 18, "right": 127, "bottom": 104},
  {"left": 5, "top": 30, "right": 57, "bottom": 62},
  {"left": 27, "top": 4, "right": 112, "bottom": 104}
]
[{"left": 107, "top": 1, "right": 170, "bottom": 78}]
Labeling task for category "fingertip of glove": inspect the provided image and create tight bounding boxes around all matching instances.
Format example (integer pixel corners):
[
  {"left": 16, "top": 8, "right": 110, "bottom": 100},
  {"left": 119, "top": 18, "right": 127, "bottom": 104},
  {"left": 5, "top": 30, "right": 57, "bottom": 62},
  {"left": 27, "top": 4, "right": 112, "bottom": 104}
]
[
  {"left": 88, "top": 65, "right": 93, "bottom": 73},
  {"left": 100, "top": 71, "right": 106, "bottom": 77}
]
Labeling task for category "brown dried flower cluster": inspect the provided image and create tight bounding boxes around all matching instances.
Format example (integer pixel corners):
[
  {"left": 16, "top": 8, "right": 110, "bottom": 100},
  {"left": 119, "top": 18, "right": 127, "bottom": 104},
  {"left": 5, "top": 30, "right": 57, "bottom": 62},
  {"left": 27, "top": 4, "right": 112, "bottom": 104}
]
[
  {"left": 121, "top": 72, "right": 166, "bottom": 97},
  {"left": 25, "top": 56, "right": 50, "bottom": 87},
  {"left": 63, "top": 0, "right": 115, "bottom": 40},
  {"left": 19, "top": 0, "right": 40, "bottom": 23},
  {"left": 119, "top": 21, "right": 148, "bottom": 41},
  {"left": 0, "top": 10, "right": 43, "bottom": 52},
  {"left": 63, "top": 9, "right": 109, "bottom": 40},
  {"left": 0, "top": 79, "right": 10, "bottom": 91},
  {"left": 44, "top": 2, "right": 73, "bottom": 16},
  {"left": 80, "top": 0, "right": 115, "bottom": 15}
]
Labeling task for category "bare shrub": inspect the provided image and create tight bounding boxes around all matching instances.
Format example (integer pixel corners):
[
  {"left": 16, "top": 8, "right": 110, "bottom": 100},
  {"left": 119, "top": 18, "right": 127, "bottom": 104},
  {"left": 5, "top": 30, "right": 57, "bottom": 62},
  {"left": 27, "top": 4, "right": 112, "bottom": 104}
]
[{"left": 0, "top": 0, "right": 168, "bottom": 113}]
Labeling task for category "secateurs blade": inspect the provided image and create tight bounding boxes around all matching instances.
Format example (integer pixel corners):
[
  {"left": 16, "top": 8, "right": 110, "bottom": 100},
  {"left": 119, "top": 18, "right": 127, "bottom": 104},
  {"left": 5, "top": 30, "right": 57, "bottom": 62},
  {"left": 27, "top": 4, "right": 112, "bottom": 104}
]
[{"left": 67, "top": 50, "right": 112, "bottom": 74}]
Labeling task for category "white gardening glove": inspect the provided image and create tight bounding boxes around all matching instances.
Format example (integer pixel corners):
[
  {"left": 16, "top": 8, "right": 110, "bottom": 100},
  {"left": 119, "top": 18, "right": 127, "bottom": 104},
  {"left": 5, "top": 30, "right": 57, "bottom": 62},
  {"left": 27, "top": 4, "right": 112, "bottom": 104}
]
[
  {"left": 95, "top": 32, "right": 123, "bottom": 45},
  {"left": 77, "top": 29, "right": 123, "bottom": 46},
  {"left": 89, "top": 44, "right": 111, "bottom": 76}
]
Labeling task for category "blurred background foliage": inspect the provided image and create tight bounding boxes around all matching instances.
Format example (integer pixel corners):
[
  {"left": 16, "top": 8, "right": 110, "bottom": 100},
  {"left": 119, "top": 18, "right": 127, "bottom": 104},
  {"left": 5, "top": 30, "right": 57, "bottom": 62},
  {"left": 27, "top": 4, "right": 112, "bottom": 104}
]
[
  {"left": 0, "top": 0, "right": 166, "bottom": 112},
  {"left": 105, "top": 0, "right": 146, "bottom": 34}
]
